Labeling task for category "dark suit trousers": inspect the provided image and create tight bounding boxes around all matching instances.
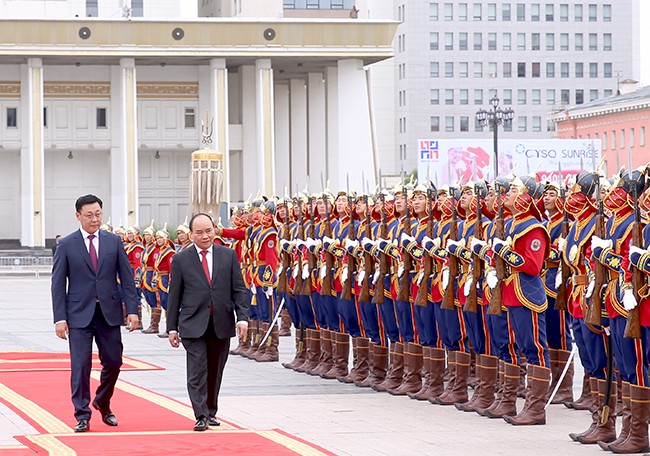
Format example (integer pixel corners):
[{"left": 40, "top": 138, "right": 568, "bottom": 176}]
[
  {"left": 181, "top": 316, "right": 230, "bottom": 420},
  {"left": 68, "top": 303, "right": 123, "bottom": 420}
]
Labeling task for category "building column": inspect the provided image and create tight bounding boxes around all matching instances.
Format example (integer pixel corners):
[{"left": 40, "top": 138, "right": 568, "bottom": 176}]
[
  {"left": 256, "top": 59, "right": 275, "bottom": 196},
  {"left": 19, "top": 58, "right": 44, "bottom": 247},
  {"left": 209, "top": 58, "right": 230, "bottom": 204},
  {"left": 110, "top": 58, "right": 138, "bottom": 228},
  {"left": 308, "top": 72, "right": 326, "bottom": 187},
  {"left": 239, "top": 65, "right": 257, "bottom": 199},
  {"left": 290, "top": 78, "right": 307, "bottom": 191},
  {"left": 325, "top": 66, "right": 339, "bottom": 189},
  {"left": 274, "top": 83, "right": 290, "bottom": 194}
]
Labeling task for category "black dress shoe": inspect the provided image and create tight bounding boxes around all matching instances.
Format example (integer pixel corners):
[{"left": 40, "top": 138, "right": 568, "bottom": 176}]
[
  {"left": 208, "top": 416, "right": 221, "bottom": 426},
  {"left": 92, "top": 400, "right": 118, "bottom": 426},
  {"left": 74, "top": 419, "right": 90, "bottom": 433},
  {"left": 194, "top": 417, "right": 209, "bottom": 432}
]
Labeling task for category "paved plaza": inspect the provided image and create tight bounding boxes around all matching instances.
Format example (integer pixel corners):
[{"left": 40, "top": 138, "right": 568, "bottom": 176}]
[{"left": 0, "top": 277, "right": 604, "bottom": 455}]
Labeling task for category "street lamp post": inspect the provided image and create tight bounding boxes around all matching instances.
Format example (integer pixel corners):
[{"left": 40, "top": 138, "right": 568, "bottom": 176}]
[{"left": 475, "top": 96, "right": 515, "bottom": 179}]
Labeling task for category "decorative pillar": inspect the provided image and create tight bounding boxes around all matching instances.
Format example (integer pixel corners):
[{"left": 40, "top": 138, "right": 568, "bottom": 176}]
[
  {"left": 255, "top": 59, "right": 275, "bottom": 197},
  {"left": 307, "top": 72, "right": 326, "bottom": 187},
  {"left": 274, "top": 83, "right": 290, "bottom": 193},
  {"left": 289, "top": 78, "right": 307, "bottom": 191},
  {"left": 325, "top": 66, "right": 339, "bottom": 189},
  {"left": 209, "top": 58, "right": 230, "bottom": 204}
]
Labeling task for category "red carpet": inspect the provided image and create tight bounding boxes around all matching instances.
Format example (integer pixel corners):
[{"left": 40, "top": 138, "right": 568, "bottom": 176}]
[
  {"left": 0, "top": 351, "right": 163, "bottom": 372},
  {"left": 0, "top": 352, "right": 335, "bottom": 455}
]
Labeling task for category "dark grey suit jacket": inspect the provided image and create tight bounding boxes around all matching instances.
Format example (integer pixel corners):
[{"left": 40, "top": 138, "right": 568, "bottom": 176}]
[{"left": 167, "top": 244, "right": 249, "bottom": 339}]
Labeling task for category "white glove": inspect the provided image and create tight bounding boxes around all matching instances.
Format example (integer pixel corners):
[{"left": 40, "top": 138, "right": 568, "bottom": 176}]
[
  {"left": 557, "top": 237, "right": 566, "bottom": 253},
  {"left": 400, "top": 232, "right": 415, "bottom": 245},
  {"left": 397, "top": 264, "right": 405, "bottom": 278},
  {"left": 376, "top": 237, "right": 390, "bottom": 250},
  {"left": 591, "top": 236, "right": 612, "bottom": 252},
  {"left": 492, "top": 237, "right": 508, "bottom": 251},
  {"left": 264, "top": 287, "right": 274, "bottom": 298},
  {"left": 357, "top": 269, "right": 366, "bottom": 286},
  {"left": 293, "top": 265, "right": 300, "bottom": 278},
  {"left": 470, "top": 238, "right": 487, "bottom": 251},
  {"left": 344, "top": 238, "right": 359, "bottom": 254},
  {"left": 463, "top": 276, "right": 473, "bottom": 297},
  {"left": 432, "top": 237, "right": 442, "bottom": 248},
  {"left": 585, "top": 279, "right": 595, "bottom": 299},
  {"left": 277, "top": 265, "right": 284, "bottom": 277},
  {"left": 361, "top": 237, "right": 374, "bottom": 251},
  {"left": 447, "top": 238, "right": 465, "bottom": 250},
  {"left": 372, "top": 269, "right": 380, "bottom": 285},
  {"left": 280, "top": 239, "right": 292, "bottom": 252},
  {"left": 302, "top": 263, "right": 310, "bottom": 280},
  {"left": 629, "top": 245, "right": 648, "bottom": 262},
  {"left": 422, "top": 235, "right": 434, "bottom": 248},
  {"left": 417, "top": 271, "right": 424, "bottom": 286},
  {"left": 320, "top": 264, "right": 327, "bottom": 279},
  {"left": 555, "top": 266, "right": 563, "bottom": 289},
  {"left": 251, "top": 284, "right": 257, "bottom": 295},
  {"left": 486, "top": 270, "right": 498, "bottom": 289},
  {"left": 622, "top": 289, "right": 638, "bottom": 310},
  {"left": 323, "top": 236, "right": 336, "bottom": 248},
  {"left": 295, "top": 239, "right": 305, "bottom": 249},
  {"left": 442, "top": 269, "right": 449, "bottom": 289},
  {"left": 341, "top": 266, "right": 349, "bottom": 283}
]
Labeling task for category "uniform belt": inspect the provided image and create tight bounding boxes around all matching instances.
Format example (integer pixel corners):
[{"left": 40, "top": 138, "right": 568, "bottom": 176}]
[
  {"left": 572, "top": 274, "right": 589, "bottom": 286},
  {"left": 157, "top": 272, "right": 169, "bottom": 276},
  {"left": 145, "top": 267, "right": 155, "bottom": 271},
  {"left": 254, "top": 261, "right": 267, "bottom": 267}
]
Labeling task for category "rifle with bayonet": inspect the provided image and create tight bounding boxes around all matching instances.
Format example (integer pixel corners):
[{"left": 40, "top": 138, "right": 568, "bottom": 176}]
[
  {"left": 372, "top": 192, "right": 389, "bottom": 305},
  {"left": 465, "top": 185, "right": 483, "bottom": 313},
  {"left": 442, "top": 186, "right": 459, "bottom": 310},
  {"left": 625, "top": 171, "right": 643, "bottom": 339},
  {"left": 341, "top": 184, "right": 356, "bottom": 301},
  {"left": 320, "top": 194, "right": 334, "bottom": 297},
  {"left": 585, "top": 169, "right": 605, "bottom": 326},
  {"left": 293, "top": 198, "right": 307, "bottom": 296},
  {"left": 415, "top": 187, "right": 434, "bottom": 306},
  {"left": 277, "top": 201, "right": 291, "bottom": 295},
  {"left": 359, "top": 194, "right": 373, "bottom": 303},
  {"left": 488, "top": 182, "right": 505, "bottom": 316},
  {"left": 301, "top": 196, "right": 317, "bottom": 296},
  {"left": 555, "top": 174, "right": 570, "bottom": 311},
  {"left": 397, "top": 190, "right": 413, "bottom": 303}
]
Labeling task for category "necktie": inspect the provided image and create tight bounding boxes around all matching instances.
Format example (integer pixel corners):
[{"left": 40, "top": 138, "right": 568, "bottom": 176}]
[
  {"left": 200, "top": 250, "right": 211, "bottom": 284},
  {"left": 88, "top": 234, "right": 98, "bottom": 272}
]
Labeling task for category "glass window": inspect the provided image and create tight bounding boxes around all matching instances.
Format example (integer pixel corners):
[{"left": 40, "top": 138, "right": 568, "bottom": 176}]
[
  {"left": 517, "top": 33, "right": 526, "bottom": 50},
  {"left": 473, "top": 3, "right": 482, "bottom": 20},
  {"left": 531, "top": 3, "right": 540, "bottom": 21},
  {"left": 640, "top": 127, "right": 645, "bottom": 146},
  {"left": 489, "top": 89, "right": 498, "bottom": 100},
  {"left": 474, "top": 62, "right": 483, "bottom": 77},
  {"left": 518, "top": 116, "right": 527, "bottom": 132},
  {"left": 474, "top": 32, "right": 482, "bottom": 50},
  {"left": 546, "top": 33, "right": 554, "bottom": 51},
  {"left": 603, "top": 132, "right": 607, "bottom": 149},
  {"left": 575, "top": 33, "right": 583, "bottom": 51},
  {"left": 459, "top": 62, "right": 469, "bottom": 77},
  {"left": 611, "top": 130, "right": 616, "bottom": 149},
  {"left": 445, "top": 116, "right": 455, "bottom": 132},
  {"left": 630, "top": 128, "right": 635, "bottom": 147},
  {"left": 603, "top": 4, "right": 611, "bottom": 21},
  {"left": 475, "top": 117, "right": 484, "bottom": 132},
  {"left": 87, "top": 0, "right": 98, "bottom": 17},
  {"left": 560, "top": 33, "right": 569, "bottom": 51},
  {"left": 445, "top": 32, "right": 454, "bottom": 50},
  {"left": 460, "top": 116, "right": 470, "bottom": 132},
  {"left": 589, "top": 34, "right": 597, "bottom": 51},
  {"left": 589, "top": 4, "right": 597, "bottom": 21},
  {"left": 445, "top": 89, "right": 454, "bottom": 104},
  {"left": 516, "top": 3, "right": 525, "bottom": 20},
  {"left": 430, "top": 2, "right": 439, "bottom": 20},
  {"left": 502, "top": 3, "right": 511, "bottom": 20},
  {"left": 531, "top": 33, "right": 540, "bottom": 51},
  {"left": 545, "top": 3, "right": 554, "bottom": 21},
  {"left": 518, "top": 89, "right": 527, "bottom": 104},
  {"left": 575, "top": 4, "right": 583, "bottom": 21},
  {"left": 604, "top": 89, "right": 613, "bottom": 97},
  {"left": 561, "top": 89, "right": 570, "bottom": 104},
  {"left": 576, "top": 89, "right": 584, "bottom": 104},
  {"left": 604, "top": 63, "right": 612, "bottom": 78},
  {"left": 604, "top": 34, "right": 612, "bottom": 51},
  {"left": 575, "top": 62, "right": 584, "bottom": 78},
  {"left": 546, "top": 89, "right": 555, "bottom": 105},
  {"left": 560, "top": 3, "right": 569, "bottom": 21},
  {"left": 590, "top": 89, "right": 599, "bottom": 101},
  {"left": 561, "top": 62, "right": 569, "bottom": 78},
  {"left": 503, "top": 89, "right": 512, "bottom": 104},
  {"left": 96, "top": 107, "right": 107, "bottom": 128},
  {"left": 184, "top": 108, "right": 195, "bottom": 128},
  {"left": 532, "top": 116, "right": 542, "bottom": 132},
  {"left": 502, "top": 33, "right": 511, "bottom": 50},
  {"left": 546, "top": 62, "right": 555, "bottom": 77},
  {"left": 532, "top": 89, "right": 541, "bottom": 105},
  {"left": 459, "top": 3, "right": 468, "bottom": 20},
  {"left": 430, "top": 32, "right": 439, "bottom": 50},
  {"left": 459, "top": 32, "right": 468, "bottom": 50},
  {"left": 590, "top": 62, "right": 598, "bottom": 78},
  {"left": 444, "top": 2, "right": 453, "bottom": 20},
  {"left": 6, "top": 107, "right": 17, "bottom": 128},
  {"left": 474, "top": 89, "right": 483, "bottom": 105},
  {"left": 488, "top": 33, "right": 497, "bottom": 50},
  {"left": 430, "top": 89, "right": 439, "bottom": 105},
  {"left": 460, "top": 89, "right": 469, "bottom": 104},
  {"left": 488, "top": 3, "right": 496, "bottom": 20},
  {"left": 532, "top": 62, "right": 540, "bottom": 78},
  {"left": 445, "top": 62, "right": 454, "bottom": 77},
  {"left": 517, "top": 62, "right": 526, "bottom": 77},
  {"left": 430, "top": 61, "right": 439, "bottom": 77},
  {"left": 620, "top": 129, "right": 625, "bottom": 149},
  {"left": 488, "top": 62, "right": 498, "bottom": 77},
  {"left": 430, "top": 116, "right": 440, "bottom": 132},
  {"left": 503, "top": 62, "right": 512, "bottom": 78}
]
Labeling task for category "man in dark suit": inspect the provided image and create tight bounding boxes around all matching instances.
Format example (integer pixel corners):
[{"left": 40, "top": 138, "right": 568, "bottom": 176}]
[
  {"left": 167, "top": 212, "right": 249, "bottom": 431},
  {"left": 51, "top": 194, "right": 140, "bottom": 433}
]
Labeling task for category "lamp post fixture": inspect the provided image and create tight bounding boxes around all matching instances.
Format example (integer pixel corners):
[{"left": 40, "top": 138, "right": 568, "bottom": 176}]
[{"left": 475, "top": 96, "right": 515, "bottom": 179}]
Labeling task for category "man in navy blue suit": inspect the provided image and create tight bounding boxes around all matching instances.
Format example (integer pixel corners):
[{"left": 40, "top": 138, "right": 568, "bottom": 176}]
[{"left": 51, "top": 194, "right": 140, "bottom": 433}]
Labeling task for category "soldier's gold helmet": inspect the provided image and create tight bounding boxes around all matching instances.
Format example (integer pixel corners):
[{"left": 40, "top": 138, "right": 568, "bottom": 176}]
[{"left": 142, "top": 220, "right": 155, "bottom": 236}]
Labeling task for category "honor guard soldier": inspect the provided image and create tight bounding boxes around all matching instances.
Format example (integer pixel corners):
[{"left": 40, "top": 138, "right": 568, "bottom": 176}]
[
  {"left": 141, "top": 221, "right": 160, "bottom": 333},
  {"left": 125, "top": 226, "right": 145, "bottom": 330},
  {"left": 176, "top": 219, "right": 193, "bottom": 253},
  {"left": 152, "top": 225, "right": 175, "bottom": 335}
]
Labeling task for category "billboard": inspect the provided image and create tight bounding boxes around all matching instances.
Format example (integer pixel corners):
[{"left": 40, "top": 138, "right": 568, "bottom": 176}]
[{"left": 417, "top": 139, "right": 602, "bottom": 186}]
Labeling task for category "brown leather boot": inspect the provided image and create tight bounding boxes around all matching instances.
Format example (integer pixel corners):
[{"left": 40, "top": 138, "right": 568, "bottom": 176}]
[
  {"left": 321, "top": 332, "right": 350, "bottom": 379},
  {"left": 477, "top": 359, "right": 504, "bottom": 416},
  {"left": 576, "top": 379, "right": 617, "bottom": 444},
  {"left": 504, "top": 364, "right": 550, "bottom": 425},
  {"left": 389, "top": 342, "right": 423, "bottom": 395},
  {"left": 136, "top": 306, "right": 143, "bottom": 330},
  {"left": 434, "top": 351, "right": 470, "bottom": 405},
  {"left": 373, "top": 342, "right": 404, "bottom": 392},
  {"left": 456, "top": 354, "right": 483, "bottom": 411},
  {"left": 282, "top": 332, "right": 307, "bottom": 369},
  {"left": 409, "top": 346, "right": 444, "bottom": 400},
  {"left": 296, "top": 329, "right": 321, "bottom": 373},
  {"left": 339, "top": 337, "right": 370, "bottom": 383},
  {"left": 484, "top": 362, "right": 519, "bottom": 418},
  {"left": 565, "top": 373, "right": 594, "bottom": 410},
  {"left": 249, "top": 322, "right": 268, "bottom": 360},
  {"left": 232, "top": 326, "right": 253, "bottom": 355},
  {"left": 615, "top": 372, "right": 624, "bottom": 417},
  {"left": 569, "top": 377, "right": 601, "bottom": 441},
  {"left": 142, "top": 307, "right": 161, "bottom": 334},
  {"left": 242, "top": 322, "right": 261, "bottom": 358},
  {"left": 309, "top": 329, "right": 334, "bottom": 376},
  {"left": 607, "top": 384, "right": 650, "bottom": 454},
  {"left": 600, "top": 382, "right": 631, "bottom": 451},
  {"left": 517, "top": 355, "right": 528, "bottom": 399},
  {"left": 430, "top": 351, "right": 456, "bottom": 404},
  {"left": 472, "top": 355, "right": 498, "bottom": 411},
  {"left": 279, "top": 309, "right": 292, "bottom": 336},
  {"left": 256, "top": 324, "right": 279, "bottom": 362},
  {"left": 551, "top": 349, "right": 575, "bottom": 404},
  {"left": 356, "top": 343, "right": 388, "bottom": 388},
  {"left": 468, "top": 350, "right": 478, "bottom": 390}
]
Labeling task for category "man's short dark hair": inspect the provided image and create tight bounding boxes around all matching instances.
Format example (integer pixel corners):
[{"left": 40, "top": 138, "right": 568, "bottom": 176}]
[
  {"left": 189, "top": 212, "right": 214, "bottom": 231},
  {"left": 75, "top": 194, "right": 103, "bottom": 213}
]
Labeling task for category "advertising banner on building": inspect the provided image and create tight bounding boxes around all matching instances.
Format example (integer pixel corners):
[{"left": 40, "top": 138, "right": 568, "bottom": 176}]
[{"left": 417, "top": 139, "right": 602, "bottom": 186}]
